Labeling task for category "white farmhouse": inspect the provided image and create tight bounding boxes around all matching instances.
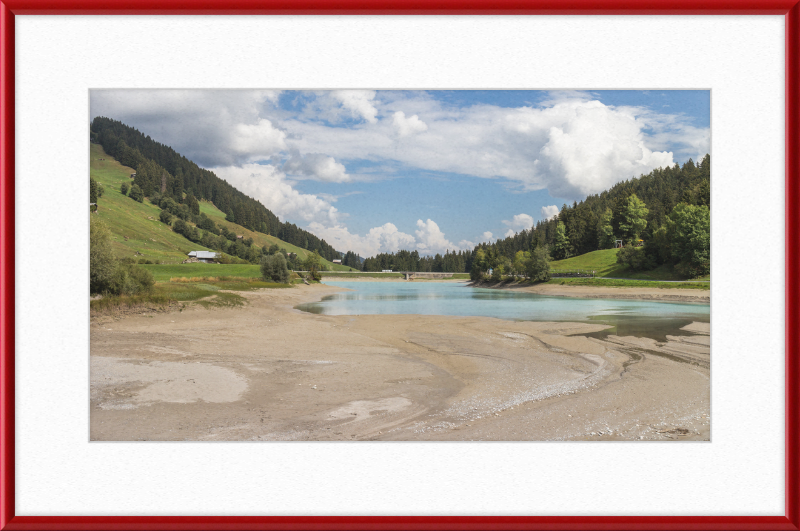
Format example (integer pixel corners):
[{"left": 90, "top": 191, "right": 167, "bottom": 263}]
[{"left": 187, "top": 251, "right": 217, "bottom": 263}]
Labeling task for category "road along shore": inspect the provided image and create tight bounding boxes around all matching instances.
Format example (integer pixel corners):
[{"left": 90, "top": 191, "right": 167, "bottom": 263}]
[{"left": 90, "top": 284, "right": 710, "bottom": 441}]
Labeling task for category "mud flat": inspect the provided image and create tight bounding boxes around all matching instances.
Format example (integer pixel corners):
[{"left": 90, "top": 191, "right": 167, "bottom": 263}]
[{"left": 90, "top": 285, "right": 710, "bottom": 441}]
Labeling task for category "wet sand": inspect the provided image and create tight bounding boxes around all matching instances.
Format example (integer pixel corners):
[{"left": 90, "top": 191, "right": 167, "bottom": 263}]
[{"left": 90, "top": 285, "right": 710, "bottom": 441}]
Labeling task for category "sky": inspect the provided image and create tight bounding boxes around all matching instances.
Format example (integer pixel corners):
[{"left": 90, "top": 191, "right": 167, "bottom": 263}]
[{"left": 90, "top": 89, "right": 710, "bottom": 258}]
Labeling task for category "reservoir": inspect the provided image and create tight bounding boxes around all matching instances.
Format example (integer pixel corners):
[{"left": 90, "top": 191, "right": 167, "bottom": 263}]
[{"left": 296, "top": 281, "right": 710, "bottom": 340}]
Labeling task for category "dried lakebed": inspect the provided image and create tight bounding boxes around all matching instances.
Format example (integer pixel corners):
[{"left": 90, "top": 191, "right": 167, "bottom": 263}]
[{"left": 90, "top": 283, "right": 710, "bottom": 441}]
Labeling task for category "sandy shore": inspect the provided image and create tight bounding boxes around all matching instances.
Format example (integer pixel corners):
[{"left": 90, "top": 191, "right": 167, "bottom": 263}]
[
  {"left": 471, "top": 280, "right": 710, "bottom": 303},
  {"left": 321, "top": 277, "right": 710, "bottom": 303},
  {"left": 90, "top": 285, "right": 710, "bottom": 441}
]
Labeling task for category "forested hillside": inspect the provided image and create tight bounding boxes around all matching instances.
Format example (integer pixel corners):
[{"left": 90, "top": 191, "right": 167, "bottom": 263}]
[
  {"left": 91, "top": 117, "right": 341, "bottom": 261},
  {"left": 360, "top": 156, "right": 710, "bottom": 278},
  {"left": 484, "top": 156, "right": 710, "bottom": 260}
]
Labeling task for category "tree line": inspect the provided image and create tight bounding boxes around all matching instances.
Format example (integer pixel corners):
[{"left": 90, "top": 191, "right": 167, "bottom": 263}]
[
  {"left": 355, "top": 156, "right": 711, "bottom": 279},
  {"left": 90, "top": 117, "right": 341, "bottom": 261},
  {"left": 360, "top": 249, "right": 473, "bottom": 273},
  {"left": 479, "top": 156, "right": 709, "bottom": 260},
  {"left": 470, "top": 156, "right": 710, "bottom": 278}
]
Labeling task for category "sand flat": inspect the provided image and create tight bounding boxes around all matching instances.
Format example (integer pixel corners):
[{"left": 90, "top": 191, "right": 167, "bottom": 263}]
[{"left": 90, "top": 284, "right": 710, "bottom": 441}]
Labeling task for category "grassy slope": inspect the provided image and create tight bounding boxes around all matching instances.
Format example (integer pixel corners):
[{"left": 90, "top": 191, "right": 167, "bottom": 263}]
[
  {"left": 550, "top": 248, "right": 704, "bottom": 281},
  {"left": 91, "top": 143, "right": 214, "bottom": 263},
  {"left": 92, "top": 143, "right": 350, "bottom": 269},
  {"left": 197, "top": 198, "right": 351, "bottom": 271}
]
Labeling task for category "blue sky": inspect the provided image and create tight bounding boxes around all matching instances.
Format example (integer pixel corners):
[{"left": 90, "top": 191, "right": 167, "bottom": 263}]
[{"left": 90, "top": 89, "right": 710, "bottom": 257}]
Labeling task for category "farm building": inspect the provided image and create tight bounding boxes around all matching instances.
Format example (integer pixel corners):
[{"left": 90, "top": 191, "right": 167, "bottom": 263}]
[
  {"left": 332, "top": 259, "right": 342, "bottom": 264},
  {"left": 187, "top": 251, "right": 217, "bottom": 263}
]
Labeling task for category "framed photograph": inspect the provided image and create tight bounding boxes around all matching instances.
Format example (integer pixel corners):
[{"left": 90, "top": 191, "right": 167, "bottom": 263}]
[{"left": 2, "top": 2, "right": 798, "bottom": 529}]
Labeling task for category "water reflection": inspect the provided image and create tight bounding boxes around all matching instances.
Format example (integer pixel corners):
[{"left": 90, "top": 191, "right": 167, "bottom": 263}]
[{"left": 296, "top": 281, "right": 709, "bottom": 341}]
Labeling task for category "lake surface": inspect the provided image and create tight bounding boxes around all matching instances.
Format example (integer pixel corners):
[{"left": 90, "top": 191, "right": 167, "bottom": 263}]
[{"left": 296, "top": 281, "right": 710, "bottom": 340}]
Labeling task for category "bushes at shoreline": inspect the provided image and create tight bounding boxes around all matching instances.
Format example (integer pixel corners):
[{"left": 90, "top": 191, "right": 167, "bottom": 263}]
[{"left": 91, "top": 217, "right": 154, "bottom": 296}]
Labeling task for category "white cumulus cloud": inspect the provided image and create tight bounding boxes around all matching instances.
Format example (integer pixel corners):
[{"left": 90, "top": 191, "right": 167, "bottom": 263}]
[
  {"left": 210, "top": 164, "right": 339, "bottom": 226},
  {"left": 503, "top": 213, "right": 535, "bottom": 231},
  {"left": 307, "top": 222, "right": 416, "bottom": 258},
  {"left": 540, "top": 205, "right": 560, "bottom": 221},
  {"left": 286, "top": 93, "right": 697, "bottom": 200},
  {"left": 282, "top": 152, "right": 350, "bottom": 183},
  {"left": 330, "top": 90, "right": 379, "bottom": 123},
  {"left": 482, "top": 231, "right": 494, "bottom": 242},
  {"left": 230, "top": 119, "right": 287, "bottom": 161},
  {"left": 308, "top": 218, "right": 467, "bottom": 257},
  {"left": 392, "top": 111, "right": 428, "bottom": 137},
  {"left": 90, "top": 90, "right": 285, "bottom": 167},
  {"left": 415, "top": 219, "right": 457, "bottom": 255}
]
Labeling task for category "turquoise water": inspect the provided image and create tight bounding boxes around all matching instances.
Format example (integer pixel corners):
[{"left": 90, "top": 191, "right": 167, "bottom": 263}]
[{"left": 296, "top": 281, "right": 710, "bottom": 339}]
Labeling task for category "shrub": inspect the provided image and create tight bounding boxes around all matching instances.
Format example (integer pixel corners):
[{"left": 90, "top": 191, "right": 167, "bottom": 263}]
[
  {"left": 90, "top": 177, "right": 100, "bottom": 204},
  {"left": 665, "top": 203, "right": 710, "bottom": 277},
  {"left": 172, "top": 218, "right": 201, "bottom": 242},
  {"left": 129, "top": 184, "right": 144, "bottom": 203},
  {"left": 120, "top": 183, "right": 129, "bottom": 195},
  {"left": 616, "top": 244, "right": 656, "bottom": 271},
  {"left": 260, "top": 253, "right": 290, "bottom": 283},
  {"left": 490, "top": 264, "right": 504, "bottom": 281},
  {"left": 108, "top": 263, "right": 155, "bottom": 295},
  {"left": 197, "top": 214, "right": 217, "bottom": 233},
  {"left": 90, "top": 217, "right": 117, "bottom": 294},
  {"left": 90, "top": 218, "right": 154, "bottom": 295},
  {"left": 526, "top": 246, "right": 552, "bottom": 282},
  {"left": 159, "top": 209, "right": 173, "bottom": 225},
  {"left": 675, "top": 260, "right": 710, "bottom": 279}
]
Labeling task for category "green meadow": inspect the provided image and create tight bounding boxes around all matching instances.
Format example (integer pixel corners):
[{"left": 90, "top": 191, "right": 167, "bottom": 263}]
[{"left": 550, "top": 248, "right": 708, "bottom": 282}]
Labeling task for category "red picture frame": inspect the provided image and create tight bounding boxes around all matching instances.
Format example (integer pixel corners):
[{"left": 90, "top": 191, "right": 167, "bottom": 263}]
[{"left": 1, "top": 2, "right": 798, "bottom": 530}]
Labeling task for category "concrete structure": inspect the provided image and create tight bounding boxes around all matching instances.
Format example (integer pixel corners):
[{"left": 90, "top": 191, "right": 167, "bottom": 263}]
[{"left": 398, "top": 272, "right": 455, "bottom": 280}]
